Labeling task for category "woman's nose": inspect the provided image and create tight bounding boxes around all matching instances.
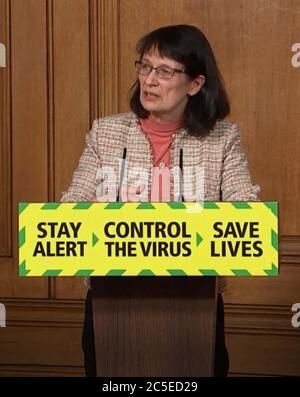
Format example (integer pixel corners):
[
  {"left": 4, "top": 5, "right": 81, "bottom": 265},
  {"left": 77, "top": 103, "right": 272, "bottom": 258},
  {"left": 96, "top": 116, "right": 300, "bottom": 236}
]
[{"left": 144, "top": 69, "right": 158, "bottom": 85}]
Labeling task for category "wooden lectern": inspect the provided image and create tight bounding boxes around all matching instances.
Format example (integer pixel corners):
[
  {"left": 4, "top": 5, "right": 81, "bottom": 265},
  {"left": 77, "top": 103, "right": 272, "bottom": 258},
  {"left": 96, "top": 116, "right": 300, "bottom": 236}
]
[{"left": 91, "top": 276, "right": 217, "bottom": 377}]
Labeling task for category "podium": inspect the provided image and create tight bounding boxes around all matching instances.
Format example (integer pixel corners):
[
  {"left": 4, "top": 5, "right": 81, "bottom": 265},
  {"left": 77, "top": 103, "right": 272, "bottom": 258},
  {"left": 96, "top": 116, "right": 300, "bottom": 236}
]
[{"left": 91, "top": 276, "right": 218, "bottom": 377}]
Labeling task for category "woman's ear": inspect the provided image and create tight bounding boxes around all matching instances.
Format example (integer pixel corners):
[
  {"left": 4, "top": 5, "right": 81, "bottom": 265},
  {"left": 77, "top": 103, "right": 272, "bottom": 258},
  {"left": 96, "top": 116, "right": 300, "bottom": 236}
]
[{"left": 189, "top": 75, "right": 205, "bottom": 96}]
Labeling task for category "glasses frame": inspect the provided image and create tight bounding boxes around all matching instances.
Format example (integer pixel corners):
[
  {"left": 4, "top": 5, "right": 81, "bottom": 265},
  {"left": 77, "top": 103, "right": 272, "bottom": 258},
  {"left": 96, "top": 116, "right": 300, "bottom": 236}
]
[{"left": 135, "top": 60, "right": 186, "bottom": 80}]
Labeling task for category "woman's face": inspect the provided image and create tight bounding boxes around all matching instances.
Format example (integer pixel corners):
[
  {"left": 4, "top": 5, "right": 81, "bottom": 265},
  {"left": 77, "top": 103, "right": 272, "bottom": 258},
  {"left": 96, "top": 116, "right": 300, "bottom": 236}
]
[{"left": 138, "top": 48, "right": 204, "bottom": 122}]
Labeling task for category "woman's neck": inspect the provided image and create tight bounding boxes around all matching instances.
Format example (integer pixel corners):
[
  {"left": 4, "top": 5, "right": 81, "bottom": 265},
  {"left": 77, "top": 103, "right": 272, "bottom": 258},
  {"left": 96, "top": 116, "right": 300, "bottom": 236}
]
[{"left": 147, "top": 114, "right": 183, "bottom": 132}]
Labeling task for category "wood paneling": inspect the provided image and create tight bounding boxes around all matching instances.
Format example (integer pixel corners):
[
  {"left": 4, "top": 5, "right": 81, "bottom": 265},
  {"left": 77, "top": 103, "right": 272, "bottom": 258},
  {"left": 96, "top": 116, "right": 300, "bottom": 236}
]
[
  {"left": 53, "top": 0, "right": 90, "bottom": 299},
  {"left": 0, "top": 299, "right": 84, "bottom": 376},
  {"left": 54, "top": 0, "right": 120, "bottom": 300},
  {"left": 225, "top": 302, "right": 300, "bottom": 376},
  {"left": 9, "top": 0, "right": 49, "bottom": 297},
  {"left": 280, "top": 236, "right": 300, "bottom": 263},
  {"left": 220, "top": 2, "right": 300, "bottom": 236},
  {"left": 227, "top": 333, "right": 300, "bottom": 376},
  {"left": 223, "top": 235, "right": 300, "bottom": 375},
  {"left": 0, "top": 0, "right": 11, "bottom": 257},
  {"left": 90, "top": 0, "right": 119, "bottom": 119},
  {"left": 53, "top": 0, "right": 90, "bottom": 202}
]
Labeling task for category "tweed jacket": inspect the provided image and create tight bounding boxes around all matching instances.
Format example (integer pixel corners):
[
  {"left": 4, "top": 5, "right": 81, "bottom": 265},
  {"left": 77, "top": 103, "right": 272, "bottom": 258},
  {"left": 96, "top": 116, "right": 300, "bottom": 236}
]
[
  {"left": 61, "top": 112, "right": 259, "bottom": 203},
  {"left": 61, "top": 112, "right": 260, "bottom": 291}
]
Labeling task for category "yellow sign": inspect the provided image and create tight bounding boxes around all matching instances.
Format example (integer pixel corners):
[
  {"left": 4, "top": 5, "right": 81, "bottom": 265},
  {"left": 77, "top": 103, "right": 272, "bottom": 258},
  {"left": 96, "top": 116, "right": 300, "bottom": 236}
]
[{"left": 18, "top": 202, "right": 278, "bottom": 276}]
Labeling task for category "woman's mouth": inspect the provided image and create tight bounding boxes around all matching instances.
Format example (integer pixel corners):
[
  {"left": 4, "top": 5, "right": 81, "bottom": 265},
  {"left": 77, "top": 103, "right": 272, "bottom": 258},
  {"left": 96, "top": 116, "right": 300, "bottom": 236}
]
[{"left": 143, "top": 91, "right": 159, "bottom": 100}]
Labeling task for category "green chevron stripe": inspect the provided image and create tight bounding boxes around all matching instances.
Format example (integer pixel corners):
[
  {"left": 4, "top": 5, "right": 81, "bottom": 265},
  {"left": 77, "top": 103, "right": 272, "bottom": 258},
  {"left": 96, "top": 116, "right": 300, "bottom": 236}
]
[
  {"left": 167, "top": 202, "right": 186, "bottom": 209},
  {"left": 18, "top": 202, "right": 29, "bottom": 214},
  {"left": 105, "top": 202, "right": 125, "bottom": 209},
  {"left": 199, "top": 269, "right": 219, "bottom": 276},
  {"left": 263, "top": 263, "right": 278, "bottom": 276},
  {"left": 231, "top": 269, "right": 251, "bottom": 276},
  {"left": 73, "top": 203, "right": 92, "bottom": 210},
  {"left": 196, "top": 233, "right": 203, "bottom": 246},
  {"left": 74, "top": 269, "right": 95, "bottom": 276},
  {"left": 167, "top": 269, "right": 187, "bottom": 276},
  {"left": 137, "top": 203, "right": 155, "bottom": 209},
  {"left": 42, "top": 269, "right": 62, "bottom": 276},
  {"left": 41, "top": 203, "right": 61, "bottom": 210},
  {"left": 231, "top": 202, "right": 252, "bottom": 209},
  {"left": 19, "top": 227, "right": 26, "bottom": 248},
  {"left": 106, "top": 269, "right": 126, "bottom": 276},
  {"left": 271, "top": 229, "right": 278, "bottom": 251},
  {"left": 19, "top": 260, "right": 30, "bottom": 276},
  {"left": 203, "top": 202, "right": 219, "bottom": 209},
  {"left": 92, "top": 233, "right": 99, "bottom": 246},
  {"left": 264, "top": 202, "right": 278, "bottom": 216},
  {"left": 139, "top": 269, "right": 155, "bottom": 276}
]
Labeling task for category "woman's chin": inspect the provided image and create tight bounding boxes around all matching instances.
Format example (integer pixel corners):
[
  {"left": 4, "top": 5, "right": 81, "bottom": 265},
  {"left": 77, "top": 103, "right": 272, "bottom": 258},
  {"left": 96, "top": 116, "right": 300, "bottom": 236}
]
[{"left": 141, "top": 102, "right": 157, "bottom": 113}]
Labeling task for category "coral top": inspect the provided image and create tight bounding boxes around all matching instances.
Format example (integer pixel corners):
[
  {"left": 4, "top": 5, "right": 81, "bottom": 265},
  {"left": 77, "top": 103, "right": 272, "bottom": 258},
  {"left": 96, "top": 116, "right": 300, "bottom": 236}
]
[{"left": 140, "top": 116, "right": 182, "bottom": 201}]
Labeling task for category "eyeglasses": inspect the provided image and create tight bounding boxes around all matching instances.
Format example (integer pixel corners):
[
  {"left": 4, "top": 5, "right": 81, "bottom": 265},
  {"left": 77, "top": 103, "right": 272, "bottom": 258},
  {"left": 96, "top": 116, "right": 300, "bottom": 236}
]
[{"left": 135, "top": 60, "right": 186, "bottom": 80}]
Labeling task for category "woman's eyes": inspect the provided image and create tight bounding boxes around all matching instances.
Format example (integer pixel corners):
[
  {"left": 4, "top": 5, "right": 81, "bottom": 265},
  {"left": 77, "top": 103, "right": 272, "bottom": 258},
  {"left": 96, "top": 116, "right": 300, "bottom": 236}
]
[
  {"left": 159, "top": 68, "right": 171, "bottom": 74},
  {"left": 141, "top": 63, "right": 151, "bottom": 70}
]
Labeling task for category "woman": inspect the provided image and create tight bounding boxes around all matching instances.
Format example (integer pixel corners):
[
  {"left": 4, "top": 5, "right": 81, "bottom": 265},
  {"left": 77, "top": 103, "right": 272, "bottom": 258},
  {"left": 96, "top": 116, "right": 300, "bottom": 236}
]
[{"left": 61, "top": 24, "right": 260, "bottom": 377}]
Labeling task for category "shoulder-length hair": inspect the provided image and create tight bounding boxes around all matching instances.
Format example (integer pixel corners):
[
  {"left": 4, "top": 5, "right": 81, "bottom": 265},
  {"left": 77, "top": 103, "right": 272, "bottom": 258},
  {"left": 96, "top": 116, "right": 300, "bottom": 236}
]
[{"left": 130, "top": 24, "right": 230, "bottom": 137}]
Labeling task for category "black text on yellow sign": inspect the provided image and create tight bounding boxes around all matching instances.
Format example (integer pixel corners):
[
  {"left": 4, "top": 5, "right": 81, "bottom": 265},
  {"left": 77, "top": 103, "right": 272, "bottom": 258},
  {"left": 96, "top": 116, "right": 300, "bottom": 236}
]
[{"left": 18, "top": 202, "right": 278, "bottom": 276}]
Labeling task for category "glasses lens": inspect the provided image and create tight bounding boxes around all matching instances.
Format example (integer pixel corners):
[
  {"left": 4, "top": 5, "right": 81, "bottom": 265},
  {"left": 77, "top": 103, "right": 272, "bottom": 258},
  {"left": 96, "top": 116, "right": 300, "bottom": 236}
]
[
  {"left": 157, "top": 67, "right": 173, "bottom": 79},
  {"left": 135, "top": 61, "right": 151, "bottom": 75},
  {"left": 135, "top": 62, "right": 177, "bottom": 79}
]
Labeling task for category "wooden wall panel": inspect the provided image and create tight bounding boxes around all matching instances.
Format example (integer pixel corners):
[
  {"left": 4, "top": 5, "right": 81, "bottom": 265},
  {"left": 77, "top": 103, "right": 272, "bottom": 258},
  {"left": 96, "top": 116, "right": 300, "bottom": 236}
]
[
  {"left": 97, "top": 0, "right": 119, "bottom": 118},
  {"left": 9, "top": 0, "right": 48, "bottom": 297},
  {"left": 223, "top": 240, "right": 300, "bottom": 375},
  {"left": 53, "top": 0, "right": 90, "bottom": 202},
  {"left": 0, "top": 0, "right": 12, "bottom": 297},
  {"left": 227, "top": 333, "right": 300, "bottom": 376},
  {"left": 54, "top": 0, "right": 120, "bottom": 299},
  {"left": 225, "top": 300, "right": 300, "bottom": 376},
  {"left": 0, "top": 298, "right": 84, "bottom": 376},
  {"left": 217, "top": 2, "right": 300, "bottom": 236},
  {"left": 53, "top": 0, "right": 90, "bottom": 299},
  {"left": 0, "top": 0, "right": 11, "bottom": 258},
  {"left": 89, "top": 0, "right": 120, "bottom": 120}
]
